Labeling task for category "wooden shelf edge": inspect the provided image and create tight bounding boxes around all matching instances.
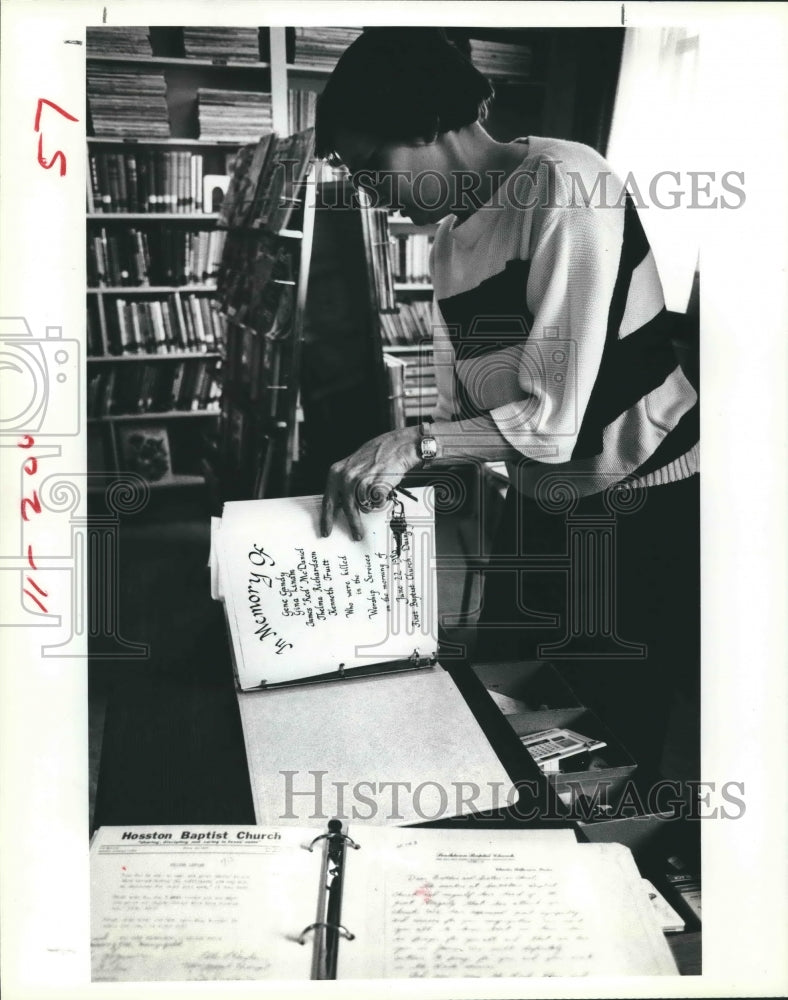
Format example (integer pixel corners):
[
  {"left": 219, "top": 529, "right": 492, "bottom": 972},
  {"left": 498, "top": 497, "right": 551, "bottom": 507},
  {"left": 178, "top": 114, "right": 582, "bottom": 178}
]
[
  {"left": 88, "top": 54, "right": 271, "bottom": 71},
  {"left": 88, "top": 137, "right": 245, "bottom": 147},
  {"left": 88, "top": 286, "right": 218, "bottom": 294},
  {"left": 87, "top": 213, "right": 219, "bottom": 222},
  {"left": 87, "top": 353, "right": 222, "bottom": 362},
  {"left": 88, "top": 411, "right": 221, "bottom": 423}
]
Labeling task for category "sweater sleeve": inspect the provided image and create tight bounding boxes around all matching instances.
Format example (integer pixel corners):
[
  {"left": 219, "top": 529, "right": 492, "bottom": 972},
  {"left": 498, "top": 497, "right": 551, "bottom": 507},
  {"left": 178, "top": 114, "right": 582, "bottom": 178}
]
[{"left": 488, "top": 167, "right": 625, "bottom": 464}]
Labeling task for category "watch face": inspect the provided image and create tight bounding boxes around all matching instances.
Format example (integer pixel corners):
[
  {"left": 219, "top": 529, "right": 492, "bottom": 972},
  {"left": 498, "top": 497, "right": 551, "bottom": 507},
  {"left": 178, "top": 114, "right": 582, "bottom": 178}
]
[{"left": 420, "top": 436, "right": 438, "bottom": 461}]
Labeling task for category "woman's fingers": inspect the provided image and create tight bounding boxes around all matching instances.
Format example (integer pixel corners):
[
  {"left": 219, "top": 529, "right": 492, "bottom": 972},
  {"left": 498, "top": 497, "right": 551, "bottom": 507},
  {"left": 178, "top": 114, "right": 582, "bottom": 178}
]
[{"left": 320, "top": 463, "right": 342, "bottom": 537}]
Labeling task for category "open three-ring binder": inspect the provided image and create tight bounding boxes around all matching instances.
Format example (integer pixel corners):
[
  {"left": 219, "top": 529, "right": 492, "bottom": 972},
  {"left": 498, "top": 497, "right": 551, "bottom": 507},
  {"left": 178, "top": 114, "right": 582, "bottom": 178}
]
[
  {"left": 209, "top": 488, "right": 515, "bottom": 826},
  {"left": 90, "top": 820, "right": 678, "bottom": 980}
]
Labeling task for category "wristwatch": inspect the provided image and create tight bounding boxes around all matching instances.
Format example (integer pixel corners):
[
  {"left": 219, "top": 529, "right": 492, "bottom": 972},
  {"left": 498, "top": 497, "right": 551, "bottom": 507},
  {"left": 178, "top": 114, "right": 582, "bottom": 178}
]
[{"left": 417, "top": 419, "right": 438, "bottom": 464}]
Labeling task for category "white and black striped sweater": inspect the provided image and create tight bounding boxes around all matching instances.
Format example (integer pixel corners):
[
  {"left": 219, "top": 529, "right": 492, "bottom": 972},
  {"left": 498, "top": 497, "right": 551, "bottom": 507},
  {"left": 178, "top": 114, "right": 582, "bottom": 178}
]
[{"left": 430, "top": 136, "right": 699, "bottom": 498}]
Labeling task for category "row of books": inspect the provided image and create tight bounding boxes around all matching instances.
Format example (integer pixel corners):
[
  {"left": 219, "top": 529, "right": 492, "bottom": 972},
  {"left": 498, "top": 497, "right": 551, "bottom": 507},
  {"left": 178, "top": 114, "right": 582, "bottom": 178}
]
[
  {"left": 218, "top": 232, "right": 295, "bottom": 339},
  {"left": 218, "top": 129, "right": 314, "bottom": 232},
  {"left": 87, "top": 68, "right": 170, "bottom": 137},
  {"left": 87, "top": 150, "right": 232, "bottom": 214},
  {"left": 87, "top": 358, "right": 222, "bottom": 417},
  {"left": 86, "top": 26, "right": 152, "bottom": 56},
  {"left": 292, "top": 27, "right": 362, "bottom": 67},
  {"left": 469, "top": 38, "right": 533, "bottom": 78},
  {"left": 103, "top": 294, "right": 226, "bottom": 356},
  {"left": 392, "top": 233, "right": 433, "bottom": 285},
  {"left": 196, "top": 88, "right": 272, "bottom": 141},
  {"left": 183, "top": 27, "right": 262, "bottom": 62},
  {"left": 88, "top": 227, "right": 226, "bottom": 288},
  {"left": 288, "top": 89, "right": 318, "bottom": 134},
  {"left": 378, "top": 300, "right": 435, "bottom": 346},
  {"left": 367, "top": 210, "right": 396, "bottom": 310},
  {"left": 403, "top": 371, "right": 438, "bottom": 420},
  {"left": 384, "top": 354, "right": 439, "bottom": 424}
]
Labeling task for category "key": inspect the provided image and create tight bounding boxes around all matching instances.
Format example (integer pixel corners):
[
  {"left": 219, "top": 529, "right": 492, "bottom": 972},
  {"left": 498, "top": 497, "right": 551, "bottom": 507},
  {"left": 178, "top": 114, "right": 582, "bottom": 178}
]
[{"left": 390, "top": 499, "right": 408, "bottom": 559}]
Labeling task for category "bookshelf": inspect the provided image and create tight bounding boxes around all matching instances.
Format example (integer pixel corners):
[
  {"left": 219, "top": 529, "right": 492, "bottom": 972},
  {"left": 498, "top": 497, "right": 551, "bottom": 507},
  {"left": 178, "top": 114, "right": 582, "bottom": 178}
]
[
  {"left": 360, "top": 203, "right": 438, "bottom": 429},
  {"left": 84, "top": 26, "right": 324, "bottom": 494}
]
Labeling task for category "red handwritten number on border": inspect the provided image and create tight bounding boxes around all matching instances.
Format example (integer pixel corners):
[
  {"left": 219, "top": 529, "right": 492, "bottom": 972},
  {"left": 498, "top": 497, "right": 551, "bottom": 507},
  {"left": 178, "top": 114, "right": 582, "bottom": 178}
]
[
  {"left": 19, "top": 439, "right": 48, "bottom": 613},
  {"left": 34, "top": 98, "right": 78, "bottom": 177}
]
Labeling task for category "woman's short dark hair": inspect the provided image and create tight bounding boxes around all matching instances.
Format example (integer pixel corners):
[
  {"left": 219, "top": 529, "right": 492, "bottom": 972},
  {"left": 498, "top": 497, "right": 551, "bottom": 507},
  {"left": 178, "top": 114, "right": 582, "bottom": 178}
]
[{"left": 315, "top": 28, "right": 494, "bottom": 160}]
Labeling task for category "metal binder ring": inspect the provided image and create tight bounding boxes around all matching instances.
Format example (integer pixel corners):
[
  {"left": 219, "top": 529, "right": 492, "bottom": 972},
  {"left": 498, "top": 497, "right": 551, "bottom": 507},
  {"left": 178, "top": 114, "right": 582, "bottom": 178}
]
[
  {"left": 297, "top": 922, "right": 355, "bottom": 945},
  {"left": 305, "top": 831, "right": 361, "bottom": 853}
]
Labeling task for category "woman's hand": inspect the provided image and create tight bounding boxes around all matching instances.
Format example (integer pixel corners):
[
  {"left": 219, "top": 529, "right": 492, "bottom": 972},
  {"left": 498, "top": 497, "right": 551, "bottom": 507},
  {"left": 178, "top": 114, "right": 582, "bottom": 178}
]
[{"left": 321, "top": 428, "right": 419, "bottom": 539}]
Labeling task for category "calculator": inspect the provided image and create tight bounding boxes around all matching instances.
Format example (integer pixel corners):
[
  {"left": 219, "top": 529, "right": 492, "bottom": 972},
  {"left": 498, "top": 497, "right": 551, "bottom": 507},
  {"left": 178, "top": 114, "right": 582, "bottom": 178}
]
[{"left": 520, "top": 728, "right": 606, "bottom": 763}]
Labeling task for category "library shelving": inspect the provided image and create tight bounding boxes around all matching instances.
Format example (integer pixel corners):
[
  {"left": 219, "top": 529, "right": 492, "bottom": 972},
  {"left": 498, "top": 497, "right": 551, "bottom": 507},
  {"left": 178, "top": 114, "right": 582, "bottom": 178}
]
[{"left": 84, "top": 26, "right": 320, "bottom": 494}]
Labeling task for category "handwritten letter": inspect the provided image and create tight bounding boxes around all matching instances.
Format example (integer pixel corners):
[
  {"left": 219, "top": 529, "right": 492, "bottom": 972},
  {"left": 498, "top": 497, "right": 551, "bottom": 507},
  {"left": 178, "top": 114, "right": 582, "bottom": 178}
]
[
  {"left": 338, "top": 830, "right": 677, "bottom": 978},
  {"left": 91, "top": 826, "right": 321, "bottom": 982}
]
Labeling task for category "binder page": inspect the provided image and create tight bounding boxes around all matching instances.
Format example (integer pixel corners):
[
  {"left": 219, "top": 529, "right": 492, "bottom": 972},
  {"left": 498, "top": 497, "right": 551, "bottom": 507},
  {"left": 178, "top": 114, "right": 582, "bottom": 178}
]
[
  {"left": 237, "top": 665, "right": 513, "bottom": 826},
  {"left": 217, "top": 489, "right": 438, "bottom": 689},
  {"left": 90, "top": 825, "right": 324, "bottom": 982},
  {"left": 338, "top": 829, "right": 677, "bottom": 979}
]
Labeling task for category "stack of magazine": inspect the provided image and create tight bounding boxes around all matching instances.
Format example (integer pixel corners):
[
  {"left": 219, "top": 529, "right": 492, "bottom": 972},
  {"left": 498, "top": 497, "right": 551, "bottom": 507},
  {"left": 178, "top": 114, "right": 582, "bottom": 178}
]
[
  {"left": 87, "top": 68, "right": 170, "bottom": 137},
  {"left": 86, "top": 26, "right": 152, "bottom": 56},
  {"left": 183, "top": 26, "right": 262, "bottom": 62},
  {"left": 292, "top": 27, "right": 362, "bottom": 67},
  {"left": 196, "top": 88, "right": 273, "bottom": 142}
]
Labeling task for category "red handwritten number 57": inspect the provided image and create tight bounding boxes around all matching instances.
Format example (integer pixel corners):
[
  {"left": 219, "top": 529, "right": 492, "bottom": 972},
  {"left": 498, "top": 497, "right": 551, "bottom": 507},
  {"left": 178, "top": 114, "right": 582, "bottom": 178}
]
[{"left": 34, "top": 98, "right": 78, "bottom": 177}]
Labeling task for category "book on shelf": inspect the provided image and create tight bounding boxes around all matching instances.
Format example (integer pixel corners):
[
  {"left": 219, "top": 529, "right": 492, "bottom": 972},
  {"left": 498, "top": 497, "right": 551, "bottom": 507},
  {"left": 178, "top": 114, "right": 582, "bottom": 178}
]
[
  {"left": 382, "top": 352, "right": 407, "bottom": 429},
  {"left": 378, "top": 300, "right": 434, "bottom": 345},
  {"left": 367, "top": 208, "right": 396, "bottom": 310},
  {"left": 87, "top": 67, "right": 170, "bottom": 138},
  {"left": 88, "top": 226, "right": 226, "bottom": 287},
  {"left": 196, "top": 87, "right": 273, "bottom": 142},
  {"left": 288, "top": 87, "right": 318, "bottom": 133},
  {"left": 87, "top": 358, "right": 222, "bottom": 417},
  {"left": 90, "top": 821, "right": 677, "bottom": 981},
  {"left": 86, "top": 297, "right": 103, "bottom": 355},
  {"left": 103, "top": 294, "right": 224, "bottom": 356},
  {"left": 182, "top": 26, "right": 263, "bottom": 62},
  {"left": 392, "top": 232, "right": 433, "bottom": 285},
  {"left": 88, "top": 150, "right": 213, "bottom": 215}
]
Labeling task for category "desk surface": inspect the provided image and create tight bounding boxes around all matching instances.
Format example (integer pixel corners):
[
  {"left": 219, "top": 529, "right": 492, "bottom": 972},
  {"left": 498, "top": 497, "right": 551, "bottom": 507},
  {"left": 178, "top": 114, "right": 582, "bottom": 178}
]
[{"left": 93, "top": 625, "right": 701, "bottom": 974}]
